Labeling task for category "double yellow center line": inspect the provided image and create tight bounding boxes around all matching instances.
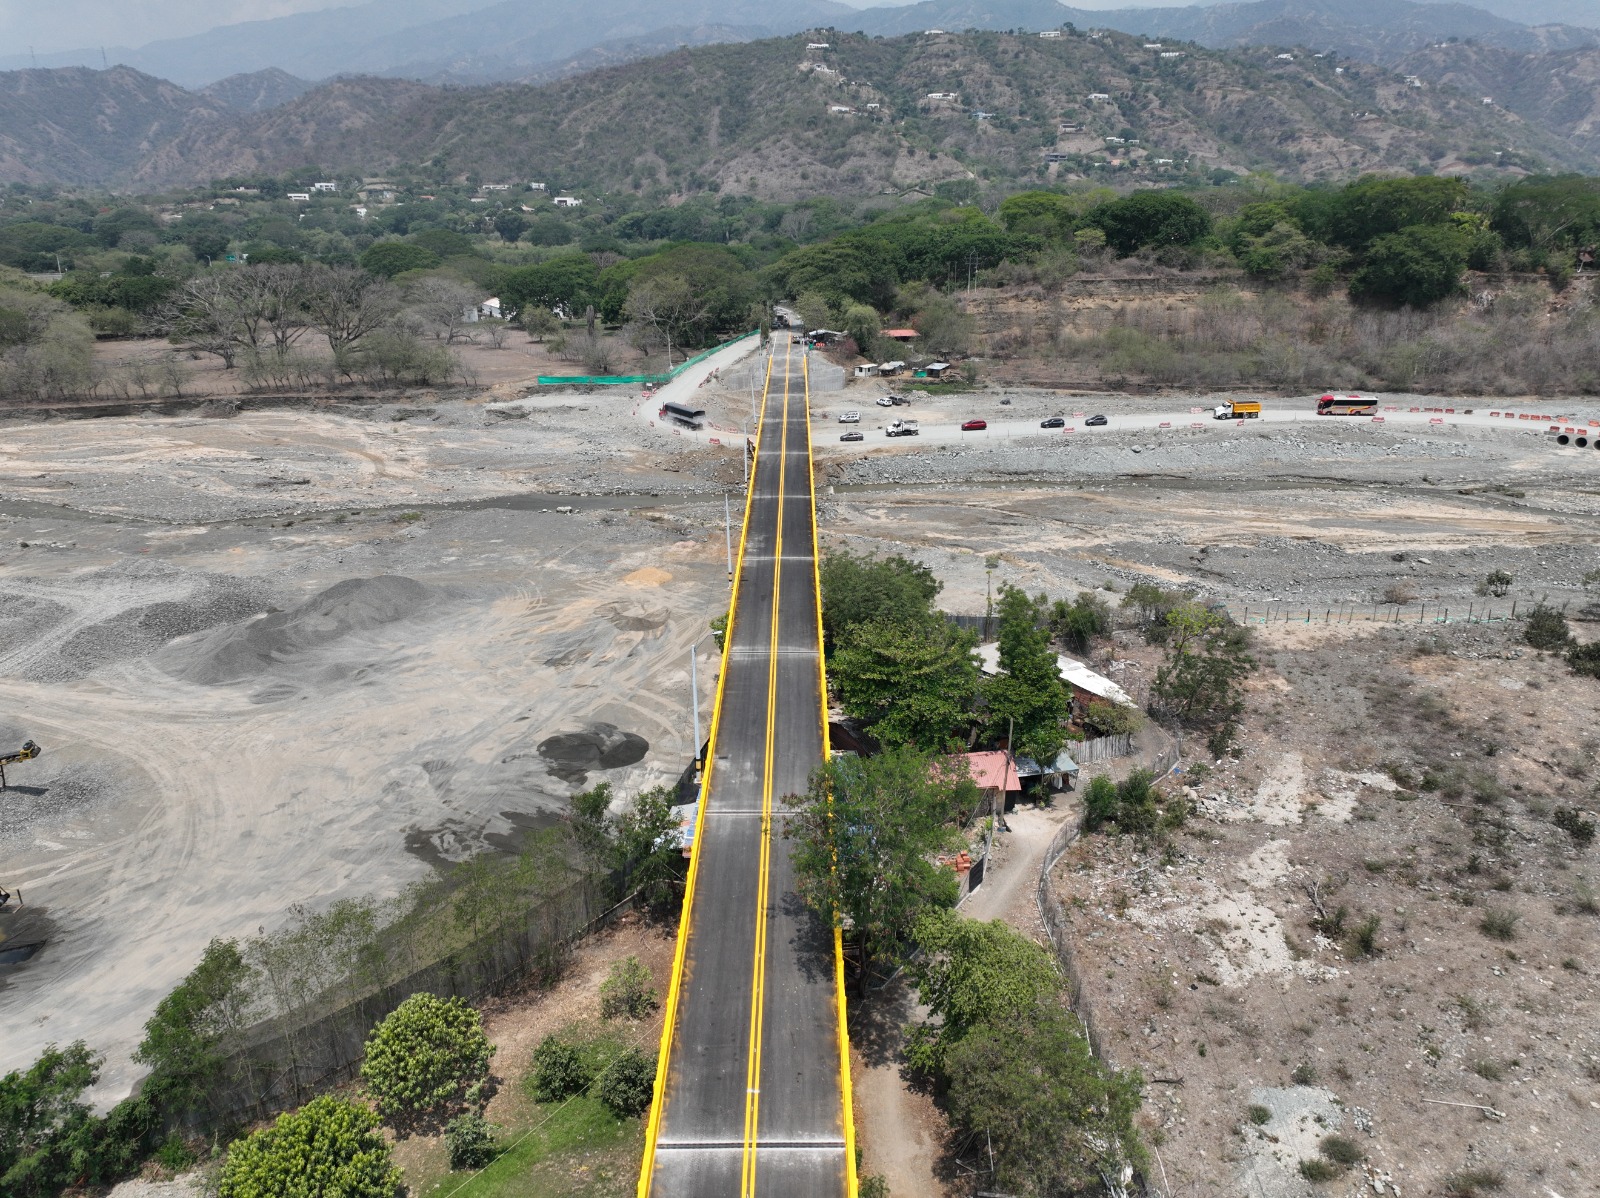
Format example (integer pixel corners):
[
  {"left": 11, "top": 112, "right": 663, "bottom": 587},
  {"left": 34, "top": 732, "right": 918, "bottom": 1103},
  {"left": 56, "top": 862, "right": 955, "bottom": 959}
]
[{"left": 740, "top": 342, "right": 792, "bottom": 1196}]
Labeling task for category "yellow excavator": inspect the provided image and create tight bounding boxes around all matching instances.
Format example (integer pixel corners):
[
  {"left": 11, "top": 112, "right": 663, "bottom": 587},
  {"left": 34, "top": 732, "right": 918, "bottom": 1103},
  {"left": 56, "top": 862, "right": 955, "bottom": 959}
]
[
  {"left": 0, "top": 740, "right": 40, "bottom": 790},
  {"left": 1, "top": 741, "right": 40, "bottom": 910}
]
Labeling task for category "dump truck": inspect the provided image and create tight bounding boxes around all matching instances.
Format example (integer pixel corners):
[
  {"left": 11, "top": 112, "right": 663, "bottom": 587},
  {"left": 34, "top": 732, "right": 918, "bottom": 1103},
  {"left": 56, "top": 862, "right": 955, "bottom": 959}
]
[{"left": 1212, "top": 401, "right": 1262, "bottom": 420}]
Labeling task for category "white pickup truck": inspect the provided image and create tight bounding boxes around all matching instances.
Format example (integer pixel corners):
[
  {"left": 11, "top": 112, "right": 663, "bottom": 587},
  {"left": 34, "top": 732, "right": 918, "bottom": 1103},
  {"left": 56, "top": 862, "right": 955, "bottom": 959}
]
[
  {"left": 838, "top": 411, "right": 861, "bottom": 423},
  {"left": 885, "top": 419, "right": 920, "bottom": 437}
]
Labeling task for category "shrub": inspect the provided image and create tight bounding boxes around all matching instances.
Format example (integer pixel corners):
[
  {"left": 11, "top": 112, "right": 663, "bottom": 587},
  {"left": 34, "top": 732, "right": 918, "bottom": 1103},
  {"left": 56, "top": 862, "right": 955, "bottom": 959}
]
[
  {"left": 1471, "top": 1059, "right": 1503, "bottom": 1081},
  {"left": 1477, "top": 570, "right": 1513, "bottom": 597},
  {"left": 1381, "top": 581, "right": 1417, "bottom": 605},
  {"left": 1479, "top": 908, "right": 1520, "bottom": 941},
  {"left": 1083, "top": 775, "right": 1118, "bottom": 832},
  {"left": 1345, "top": 914, "right": 1381, "bottom": 959},
  {"left": 1349, "top": 225, "right": 1469, "bottom": 308},
  {"left": 1291, "top": 1061, "right": 1318, "bottom": 1085},
  {"left": 529, "top": 1036, "right": 590, "bottom": 1102},
  {"left": 1553, "top": 807, "right": 1596, "bottom": 846},
  {"left": 444, "top": 1112, "right": 498, "bottom": 1170},
  {"left": 218, "top": 1095, "right": 400, "bottom": 1198},
  {"left": 1298, "top": 1157, "right": 1340, "bottom": 1182},
  {"left": 360, "top": 994, "right": 494, "bottom": 1121},
  {"left": 596, "top": 1048, "right": 657, "bottom": 1118},
  {"left": 1523, "top": 603, "right": 1572, "bottom": 651},
  {"left": 600, "top": 957, "right": 659, "bottom": 1021},
  {"left": 1568, "top": 641, "right": 1600, "bottom": 679},
  {"left": 1444, "top": 1167, "right": 1506, "bottom": 1197},
  {"left": 1247, "top": 1104, "right": 1272, "bottom": 1125},
  {"left": 1319, "top": 1135, "right": 1363, "bottom": 1166}
]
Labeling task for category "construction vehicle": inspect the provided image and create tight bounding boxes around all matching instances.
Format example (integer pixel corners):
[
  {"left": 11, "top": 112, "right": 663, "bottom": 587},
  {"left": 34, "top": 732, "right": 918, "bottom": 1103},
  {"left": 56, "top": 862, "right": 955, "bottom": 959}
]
[
  {"left": 1212, "top": 400, "right": 1262, "bottom": 420},
  {"left": 885, "top": 419, "right": 920, "bottom": 437},
  {"left": 0, "top": 741, "right": 40, "bottom": 790}
]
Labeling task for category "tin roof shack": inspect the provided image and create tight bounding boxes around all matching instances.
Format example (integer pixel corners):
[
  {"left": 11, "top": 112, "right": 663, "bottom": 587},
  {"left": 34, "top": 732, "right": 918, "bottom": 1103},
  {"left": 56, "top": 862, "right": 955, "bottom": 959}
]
[
  {"left": 966, "top": 750, "right": 1021, "bottom": 815},
  {"left": 976, "top": 642, "right": 1136, "bottom": 723},
  {"left": 1016, "top": 748, "right": 1081, "bottom": 792}
]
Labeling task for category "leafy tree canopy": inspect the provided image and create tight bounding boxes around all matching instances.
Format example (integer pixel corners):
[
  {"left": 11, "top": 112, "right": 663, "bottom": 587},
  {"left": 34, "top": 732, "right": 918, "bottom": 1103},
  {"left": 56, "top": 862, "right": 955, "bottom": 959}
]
[
  {"left": 1320, "top": 174, "right": 1468, "bottom": 248},
  {"left": 819, "top": 549, "right": 941, "bottom": 645},
  {"left": 832, "top": 618, "right": 980, "bottom": 751},
  {"left": 359, "top": 241, "right": 441, "bottom": 279},
  {"left": 984, "top": 585, "right": 1069, "bottom": 764},
  {"left": 786, "top": 747, "right": 974, "bottom": 988},
  {"left": 218, "top": 1095, "right": 400, "bottom": 1198},
  {"left": 1348, "top": 224, "right": 1469, "bottom": 307},
  {"left": 1089, "top": 190, "right": 1211, "bottom": 255},
  {"left": 360, "top": 993, "right": 494, "bottom": 1122}
]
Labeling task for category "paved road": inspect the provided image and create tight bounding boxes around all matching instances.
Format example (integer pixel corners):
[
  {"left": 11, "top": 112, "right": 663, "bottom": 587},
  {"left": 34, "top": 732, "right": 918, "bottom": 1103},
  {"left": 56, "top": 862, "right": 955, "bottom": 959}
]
[{"left": 642, "top": 336, "right": 852, "bottom": 1196}]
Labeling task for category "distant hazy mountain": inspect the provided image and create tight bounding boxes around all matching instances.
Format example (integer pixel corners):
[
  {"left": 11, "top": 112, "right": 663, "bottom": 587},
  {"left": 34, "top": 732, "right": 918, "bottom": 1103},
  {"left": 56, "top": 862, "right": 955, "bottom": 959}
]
[
  {"left": 4, "top": 0, "right": 1593, "bottom": 87},
  {"left": 1398, "top": 40, "right": 1600, "bottom": 157},
  {"left": 1066, "top": 0, "right": 1599, "bottom": 62},
  {"left": 0, "top": 66, "right": 222, "bottom": 186},
  {"left": 197, "top": 69, "right": 315, "bottom": 112}
]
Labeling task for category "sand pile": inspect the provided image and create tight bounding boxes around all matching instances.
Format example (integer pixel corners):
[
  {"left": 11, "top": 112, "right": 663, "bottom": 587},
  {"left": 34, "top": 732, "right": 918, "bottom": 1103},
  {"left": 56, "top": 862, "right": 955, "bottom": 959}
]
[{"left": 160, "top": 575, "right": 437, "bottom": 685}]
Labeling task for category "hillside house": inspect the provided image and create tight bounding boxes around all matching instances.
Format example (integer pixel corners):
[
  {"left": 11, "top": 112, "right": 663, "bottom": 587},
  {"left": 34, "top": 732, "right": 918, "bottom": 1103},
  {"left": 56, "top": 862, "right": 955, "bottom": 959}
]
[
  {"left": 1087, "top": 92, "right": 1110, "bottom": 101},
  {"left": 922, "top": 361, "right": 953, "bottom": 379},
  {"left": 853, "top": 363, "right": 879, "bottom": 378},
  {"left": 807, "top": 42, "right": 830, "bottom": 49},
  {"left": 1143, "top": 43, "right": 1163, "bottom": 48},
  {"left": 975, "top": 643, "right": 1137, "bottom": 722},
  {"left": 925, "top": 91, "right": 959, "bottom": 101},
  {"left": 480, "top": 183, "right": 510, "bottom": 191},
  {"left": 829, "top": 105, "right": 854, "bottom": 114},
  {"left": 286, "top": 193, "right": 311, "bottom": 202},
  {"left": 884, "top": 328, "right": 918, "bottom": 342},
  {"left": 552, "top": 196, "right": 582, "bottom": 207},
  {"left": 311, "top": 181, "right": 338, "bottom": 192},
  {"left": 878, "top": 360, "right": 907, "bottom": 376},
  {"left": 1160, "top": 51, "right": 1184, "bottom": 58},
  {"left": 528, "top": 182, "right": 547, "bottom": 191},
  {"left": 965, "top": 751, "right": 1021, "bottom": 813},
  {"left": 1039, "top": 29, "right": 1061, "bottom": 38}
]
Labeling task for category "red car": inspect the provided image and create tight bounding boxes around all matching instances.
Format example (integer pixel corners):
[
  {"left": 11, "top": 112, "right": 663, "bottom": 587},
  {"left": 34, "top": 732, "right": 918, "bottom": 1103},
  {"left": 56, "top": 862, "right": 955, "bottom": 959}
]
[{"left": 961, "top": 419, "right": 988, "bottom": 431}]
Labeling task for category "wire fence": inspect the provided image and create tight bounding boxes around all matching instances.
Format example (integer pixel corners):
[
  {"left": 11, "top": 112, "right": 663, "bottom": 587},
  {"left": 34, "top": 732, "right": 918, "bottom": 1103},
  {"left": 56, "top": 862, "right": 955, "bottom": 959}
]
[
  {"left": 1223, "top": 600, "right": 1553, "bottom": 627},
  {"left": 534, "top": 330, "right": 757, "bottom": 386}
]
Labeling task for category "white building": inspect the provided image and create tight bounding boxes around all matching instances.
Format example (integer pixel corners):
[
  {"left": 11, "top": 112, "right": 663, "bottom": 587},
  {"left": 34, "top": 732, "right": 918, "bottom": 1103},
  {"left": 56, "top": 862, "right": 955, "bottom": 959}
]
[
  {"left": 480, "top": 183, "right": 510, "bottom": 191},
  {"left": 975, "top": 643, "right": 1137, "bottom": 710},
  {"left": 286, "top": 193, "right": 311, "bottom": 202},
  {"left": 1087, "top": 92, "right": 1110, "bottom": 101},
  {"left": 528, "top": 182, "right": 548, "bottom": 191},
  {"left": 552, "top": 196, "right": 582, "bottom": 207},
  {"left": 807, "top": 42, "right": 830, "bottom": 49},
  {"left": 1039, "top": 29, "right": 1062, "bottom": 38},
  {"left": 1160, "top": 51, "right": 1184, "bottom": 58},
  {"left": 311, "top": 181, "right": 338, "bottom": 192}
]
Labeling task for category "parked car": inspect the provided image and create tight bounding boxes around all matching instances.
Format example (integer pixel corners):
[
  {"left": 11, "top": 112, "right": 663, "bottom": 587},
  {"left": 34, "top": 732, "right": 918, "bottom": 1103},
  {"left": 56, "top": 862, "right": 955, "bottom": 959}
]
[
  {"left": 961, "top": 419, "right": 988, "bottom": 431},
  {"left": 839, "top": 430, "right": 865, "bottom": 442},
  {"left": 875, "top": 396, "right": 895, "bottom": 407},
  {"left": 1040, "top": 416, "right": 1065, "bottom": 429},
  {"left": 887, "top": 394, "right": 909, "bottom": 405},
  {"left": 838, "top": 411, "right": 861, "bottom": 423},
  {"left": 1085, "top": 414, "right": 1108, "bottom": 427}
]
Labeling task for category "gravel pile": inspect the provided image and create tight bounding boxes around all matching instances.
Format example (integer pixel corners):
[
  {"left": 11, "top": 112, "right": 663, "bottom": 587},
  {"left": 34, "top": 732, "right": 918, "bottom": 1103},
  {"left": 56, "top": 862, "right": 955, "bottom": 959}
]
[{"left": 159, "top": 575, "right": 438, "bottom": 685}]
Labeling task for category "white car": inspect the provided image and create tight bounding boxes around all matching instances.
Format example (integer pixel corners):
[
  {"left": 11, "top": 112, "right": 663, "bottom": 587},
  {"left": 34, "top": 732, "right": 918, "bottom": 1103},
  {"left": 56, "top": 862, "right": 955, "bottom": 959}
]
[
  {"left": 838, "top": 411, "right": 861, "bottom": 423},
  {"left": 875, "top": 396, "right": 895, "bottom": 407}
]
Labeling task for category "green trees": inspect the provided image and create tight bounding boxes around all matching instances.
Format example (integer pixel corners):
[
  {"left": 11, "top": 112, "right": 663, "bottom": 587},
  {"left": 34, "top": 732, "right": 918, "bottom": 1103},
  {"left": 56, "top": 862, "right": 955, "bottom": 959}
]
[
  {"left": 832, "top": 619, "right": 980, "bottom": 750},
  {"left": 819, "top": 550, "right": 942, "bottom": 646},
  {"left": 528, "top": 1033, "right": 656, "bottom": 1117},
  {"left": 984, "top": 586, "right": 1069, "bottom": 764},
  {"left": 1492, "top": 175, "right": 1600, "bottom": 259},
  {"left": 0, "top": 277, "right": 97, "bottom": 401},
  {"left": 1322, "top": 175, "right": 1468, "bottom": 248},
  {"left": 218, "top": 1095, "right": 400, "bottom": 1198},
  {"left": 1089, "top": 190, "right": 1211, "bottom": 255},
  {"left": 359, "top": 242, "right": 441, "bottom": 279},
  {"left": 1523, "top": 603, "right": 1572, "bottom": 651},
  {"left": 359, "top": 994, "right": 494, "bottom": 1123},
  {"left": 1348, "top": 225, "right": 1469, "bottom": 307},
  {"left": 945, "top": 1008, "right": 1145, "bottom": 1197},
  {"left": 906, "top": 911, "right": 1144, "bottom": 1194},
  {"left": 998, "top": 191, "right": 1078, "bottom": 241},
  {"left": 1048, "top": 591, "right": 1111, "bottom": 654},
  {"left": 786, "top": 748, "right": 976, "bottom": 988},
  {"left": 134, "top": 937, "right": 254, "bottom": 1119},
  {"left": 496, "top": 254, "right": 599, "bottom": 316},
  {"left": 1150, "top": 603, "right": 1255, "bottom": 748}
]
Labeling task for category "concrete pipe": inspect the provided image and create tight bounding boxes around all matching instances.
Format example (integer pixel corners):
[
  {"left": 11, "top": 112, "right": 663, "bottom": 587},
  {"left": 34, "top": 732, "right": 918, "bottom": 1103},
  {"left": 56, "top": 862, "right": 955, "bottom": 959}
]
[
  {"left": 1578, "top": 436, "right": 1591, "bottom": 448},
  {"left": 1556, "top": 433, "right": 1571, "bottom": 445}
]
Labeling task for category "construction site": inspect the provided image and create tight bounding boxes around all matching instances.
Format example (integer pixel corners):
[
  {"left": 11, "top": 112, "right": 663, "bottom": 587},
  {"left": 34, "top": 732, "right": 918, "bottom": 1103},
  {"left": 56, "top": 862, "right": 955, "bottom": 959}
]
[{"left": 2, "top": 341, "right": 1598, "bottom": 1193}]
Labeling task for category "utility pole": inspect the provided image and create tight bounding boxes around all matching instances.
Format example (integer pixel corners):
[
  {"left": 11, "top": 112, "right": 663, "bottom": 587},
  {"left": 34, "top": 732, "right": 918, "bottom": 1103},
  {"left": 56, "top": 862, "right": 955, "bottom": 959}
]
[
  {"left": 724, "top": 494, "right": 734, "bottom": 584},
  {"left": 690, "top": 647, "right": 702, "bottom": 772}
]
